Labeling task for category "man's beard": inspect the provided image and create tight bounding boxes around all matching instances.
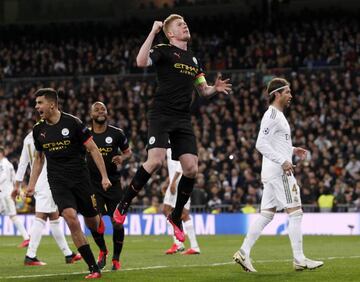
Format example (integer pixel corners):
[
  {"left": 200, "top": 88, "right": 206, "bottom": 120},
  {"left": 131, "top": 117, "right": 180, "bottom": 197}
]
[{"left": 94, "top": 117, "right": 107, "bottom": 124}]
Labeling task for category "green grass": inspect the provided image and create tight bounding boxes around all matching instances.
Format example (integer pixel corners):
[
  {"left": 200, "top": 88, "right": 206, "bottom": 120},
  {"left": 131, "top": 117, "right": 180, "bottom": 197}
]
[{"left": 1, "top": 235, "right": 359, "bottom": 281}]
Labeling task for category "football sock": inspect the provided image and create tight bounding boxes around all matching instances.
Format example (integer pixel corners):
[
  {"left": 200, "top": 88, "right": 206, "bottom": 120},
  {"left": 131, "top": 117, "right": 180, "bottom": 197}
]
[
  {"left": 90, "top": 230, "right": 107, "bottom": 252},
  {"left": 288, "top": 209, "right": 306, "bottom": 262},
  {"left": 112, "top": 223, "right": 124, "bottom": 260},
  {"left": 11, "top": 215, "right": 30, "bottom": 240},
  {"left": 171, "top": 176, "right": 195, "bottom": 221},
  {"left": 78, "top": 244, "right": 99, "bottom": 272},
  {"left": 50, "top": 218, "right": 73, "bottom": 256},
  {"left": 241, "top": 211, "right": 274, "bottom": 256},
  {"left": 26, "top": 217, "right": 46, "bottom": 258},
  {"left": 118, "top": 166, "right": 151, "bottom": 214},
  {"left": 184, "top": 218, "right": 200, "bottom": 251}
]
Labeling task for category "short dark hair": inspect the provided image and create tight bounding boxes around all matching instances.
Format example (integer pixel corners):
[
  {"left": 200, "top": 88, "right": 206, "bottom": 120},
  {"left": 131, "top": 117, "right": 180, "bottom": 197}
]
[
  {"left": 35, "top": 88, "right": 58, "bottom": 104},
  {"left": 266, "top": 78, "right": 290, "bottom": 104}
]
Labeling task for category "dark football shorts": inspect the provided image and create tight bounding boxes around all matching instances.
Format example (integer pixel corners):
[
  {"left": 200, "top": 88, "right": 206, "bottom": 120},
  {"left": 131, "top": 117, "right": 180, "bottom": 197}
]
[
  {"left": 146, "top": 116, "right": 197, "bottom": 160},
  {"left": 91, "top": 179, "right": 123, "bottom": 216},
  {"left": 49, "top": 177, "right": 98, "bottom": 218}
]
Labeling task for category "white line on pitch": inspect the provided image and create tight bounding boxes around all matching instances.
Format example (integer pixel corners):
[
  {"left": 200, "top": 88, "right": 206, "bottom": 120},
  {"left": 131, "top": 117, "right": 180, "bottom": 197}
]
[{"left": 2, "top": 255, "right": 360, "bottom": 279}]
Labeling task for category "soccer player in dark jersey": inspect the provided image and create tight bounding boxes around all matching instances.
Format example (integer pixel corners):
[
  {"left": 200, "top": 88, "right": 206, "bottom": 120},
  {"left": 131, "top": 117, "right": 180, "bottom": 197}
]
[
  {"left": 114, "top": 14, "right": 232, "bottom": 242},
  {"left": 87, "top": 101, "right": 132, "bottom": 271},
  {"left": 28, "top": 88, "right": 111, "bottom": 279}
]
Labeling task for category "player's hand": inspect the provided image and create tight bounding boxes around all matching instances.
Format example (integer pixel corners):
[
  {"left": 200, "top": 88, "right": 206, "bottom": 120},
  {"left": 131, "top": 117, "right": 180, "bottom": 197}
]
[
  {"left": 281, "top": 160, "right": 296, "bottom": 176},
  {"left": 112, "top": 155, "right": 123, "bottom": 166},
  {"left": 170, "top": 184, "right": 176, "bottom": 195},
  {"left": 151, "top": 21, "right": 163, "bottom": 34},
  {"left": 214, "top": 73, "right": 232, "bottom": 95},
  {"left": 293, "top": 147, "right": 307, "bottom": 160},
  {"left": 26, "top": 186, "right": 35, "bottom": 197},
  {"left": 11, "top": 187, "right": 20, "bottom": 201},
  {"left": 161, "top": 183, "right": 167, "bottom": 195},
  {"left": 101, "top": 177, "right": 112, "bottom": 191}
]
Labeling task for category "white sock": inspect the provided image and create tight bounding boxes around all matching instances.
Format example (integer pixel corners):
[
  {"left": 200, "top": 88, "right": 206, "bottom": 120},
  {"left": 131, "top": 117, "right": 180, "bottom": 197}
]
[
  {"left": 26, "top": 218, "right": 46, "bottom": 258},
  {"left": 50, "top": 219, "right": 73, "bottom": 256},
  {"left": 288, "top": 209, "right": 306, "bottom": 262},
  {"left": 11, "top": 216, "right": 30, "bottom": 240},
  {"left": 184, "top": 218, "right": 200, "bottom": 251},
  {"left": 241, "top": 211, "right": 274, "bottom": 256}
]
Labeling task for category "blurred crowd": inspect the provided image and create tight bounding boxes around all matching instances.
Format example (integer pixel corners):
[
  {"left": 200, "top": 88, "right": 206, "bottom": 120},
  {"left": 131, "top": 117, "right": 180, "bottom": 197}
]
[
  {"left": 1, "top": 67, "right": 359, "bottom": 213},
  {"left": 1, "top": 11, "right": 360, "bottom": 79}
]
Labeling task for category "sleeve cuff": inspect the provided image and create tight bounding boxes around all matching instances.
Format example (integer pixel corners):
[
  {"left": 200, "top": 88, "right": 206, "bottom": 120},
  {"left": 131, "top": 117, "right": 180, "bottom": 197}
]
[{"left": 83, "top": 136, "right": 93, "bottom": 145}]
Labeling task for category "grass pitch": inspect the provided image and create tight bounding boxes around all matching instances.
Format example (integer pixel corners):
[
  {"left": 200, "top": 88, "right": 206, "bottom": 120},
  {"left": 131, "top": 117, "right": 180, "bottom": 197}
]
[{"left": 0, "top": 235, "right": 359, "bottom": 281}]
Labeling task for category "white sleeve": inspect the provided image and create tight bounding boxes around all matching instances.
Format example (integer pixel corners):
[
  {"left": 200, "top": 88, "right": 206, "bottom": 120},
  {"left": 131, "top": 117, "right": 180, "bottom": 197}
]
[
  {"left": 255, "top": 115, "right": 287, "bottom": 165},
  {"left": 0, "top": 161, "right": 10, "bottom": 184},
  {"left": 15, "top": 141, "right": 30, "bottom": 182},
  {"left": 10, "top": 163, "right": 15, "bottom": 184}
]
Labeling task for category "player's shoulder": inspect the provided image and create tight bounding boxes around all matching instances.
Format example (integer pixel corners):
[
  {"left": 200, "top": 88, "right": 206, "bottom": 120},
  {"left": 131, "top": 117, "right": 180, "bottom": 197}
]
[
  {"left": 4, "top": 157, "right": 14, "bottom": 168},
  {"left": 264, "top": 106, "right": 279, "bottom": 121},
  {"left": 33, "top": 119, "right": 45, "bottom": 129},
  {"left": 61, "top": 112, "right": 83, "bottom": 125},
  {"left": 24, "top": 131, "right": 33, "bottom": 142},
  {"left": 152, "top": 43, "right": 172, "bottom": 49},
  {"left": 108, "top": 125, "right": 125, "bottom": 136},
  {"left": 33, "top": 120, "right": 45, "bottom": 135}
]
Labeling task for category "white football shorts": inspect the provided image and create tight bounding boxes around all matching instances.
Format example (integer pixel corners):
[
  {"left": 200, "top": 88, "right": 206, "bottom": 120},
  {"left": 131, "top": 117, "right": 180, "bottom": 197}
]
[{"left": 261, "top": 174, "right": 302, "bottom": 211}]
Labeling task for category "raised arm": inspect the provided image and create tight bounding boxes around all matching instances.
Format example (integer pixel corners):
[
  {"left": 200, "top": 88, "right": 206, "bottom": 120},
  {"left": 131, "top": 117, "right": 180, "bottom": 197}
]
[{"left": 136, "top": 21, "right": 163, "bottom": 67}]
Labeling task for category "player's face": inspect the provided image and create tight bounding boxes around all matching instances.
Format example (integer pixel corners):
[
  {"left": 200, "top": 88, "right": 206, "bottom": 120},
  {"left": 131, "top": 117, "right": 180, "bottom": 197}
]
[
  {"left": 280, "top": 87, "right": 292, "bottom": 108},
  {"left": 168, "top": 18, "right": 190, "bottom": 42},
  {"left": 91, "top": 103, "right": 108, "bottom": 124},
  {"left": 35, "top": 96, "right": 54, "bottom": 120}
]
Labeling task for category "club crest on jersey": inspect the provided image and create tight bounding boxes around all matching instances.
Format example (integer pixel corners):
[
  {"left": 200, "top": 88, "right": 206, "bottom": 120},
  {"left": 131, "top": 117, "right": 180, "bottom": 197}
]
[
  {"left": 192, "top": 57, "right": 198, "bottom": 65},
  {"left": 105, "top": 136, "right": 113, "bottom": 144},
  {"left": 149, "top": 136, "right": 155, "bottom": 145},
  {"left": 61, "top": 128, "right": 69, "bottom": 137},
  {"left": 263, "top": 128, "right": 270, "bottom": 135}
]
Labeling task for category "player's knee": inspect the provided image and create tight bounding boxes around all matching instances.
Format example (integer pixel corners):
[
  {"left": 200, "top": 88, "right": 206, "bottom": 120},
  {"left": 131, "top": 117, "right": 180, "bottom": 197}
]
[
  {"left": 162, "top": 206, "right": 171, "bottom": 216},
  {"left": 147, "top": 159, "right": 163, "bottom": 172},
  {"left": 288, "top": 209, "right": 303, "bottom": 218},
  {"left": 260, "top": 210, "right": 275, "bottom": 221},
  {"left": 63, "top": 213, "right": 80, "bottom": 230},
  {"left": 183, "top": 164, "right": 198, "bottom": 178}
]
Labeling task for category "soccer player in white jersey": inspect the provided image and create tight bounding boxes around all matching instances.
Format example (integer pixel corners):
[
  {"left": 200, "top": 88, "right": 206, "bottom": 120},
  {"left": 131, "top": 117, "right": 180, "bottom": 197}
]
[
  {"left": 163, "top": 148, "right": 200, "bottom": 255},
  {"left": 0, "top": 146, "right": 30, "bottom": 247},
  {"left": 12, "top": 131, "right": 81, "bottom": 265},
  {"left": 233, "top": 78, "right": 324, "bottom": 272}
]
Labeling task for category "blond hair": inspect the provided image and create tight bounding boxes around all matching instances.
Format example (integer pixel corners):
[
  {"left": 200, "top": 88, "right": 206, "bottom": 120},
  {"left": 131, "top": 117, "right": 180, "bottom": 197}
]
[{"left": 163, "top": 14, "right": 184, "bottom": 39}]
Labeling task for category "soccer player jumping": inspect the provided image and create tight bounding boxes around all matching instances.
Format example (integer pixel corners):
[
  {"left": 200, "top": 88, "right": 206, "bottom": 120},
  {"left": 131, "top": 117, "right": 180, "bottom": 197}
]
[
  {"left": 233, "top": 78, "right": 324, "bottom": 272},
  {"left": 113, "top": 14, "right": 232, "bottom": 242}
]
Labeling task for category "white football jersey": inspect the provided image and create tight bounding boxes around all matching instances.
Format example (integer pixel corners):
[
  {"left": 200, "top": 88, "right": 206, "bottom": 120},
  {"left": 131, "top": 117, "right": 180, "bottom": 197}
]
[
  {"left": 0, "top": 157, "right": 15, "bottom": 195},
  {"left": 256, "top": 105, "right": 294, "bottom": 182},
  {"left": 15, "top": 131, "right": 50, "bottom": 192}
]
